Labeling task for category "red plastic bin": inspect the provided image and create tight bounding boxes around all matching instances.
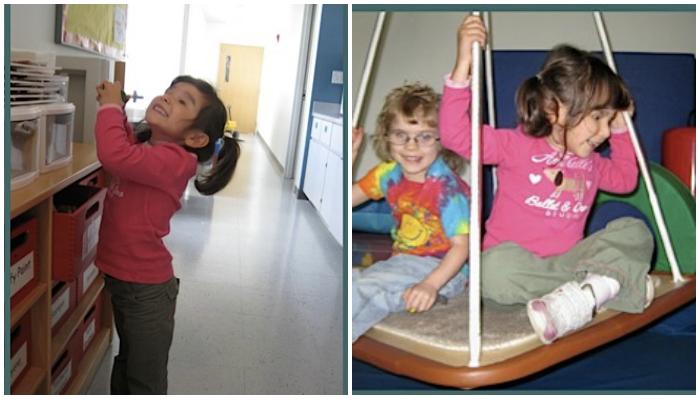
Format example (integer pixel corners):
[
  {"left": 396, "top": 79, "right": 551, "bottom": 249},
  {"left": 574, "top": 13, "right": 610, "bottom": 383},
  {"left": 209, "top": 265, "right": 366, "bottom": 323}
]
[
  {"left": 51, "top": 280, "right": 77, "bottom": 336},
  {"left": 76, "top": 261, "right": 100, "bottom": 302},
  {"left": 10, "top": 313, "right": 31, "bottom": 389},
  {"left": 662, "top": 127, "right": 695, "bottom": 196},
  {"left": 51, "top": 330, "right": 82, "bottom": 395},
  {"left": 52, "top": 185, "right": 106, "bottom": 281},
  {"left": 10, "top": 217, "right": 39, "bottom": 307},
  {"left": 77, "top": 168, "right": 106, "bottom": 188},
  {"left": 80, "top": 297, "right": 102, "bottom": 354}
]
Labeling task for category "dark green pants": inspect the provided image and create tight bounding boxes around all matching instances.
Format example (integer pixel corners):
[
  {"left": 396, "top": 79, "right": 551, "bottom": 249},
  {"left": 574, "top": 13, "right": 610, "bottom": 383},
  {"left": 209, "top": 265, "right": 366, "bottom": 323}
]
[
  {"left": 104, "top": 275, "right": 179, "bottom": 395},
  {"left": 481, "top": 217, "right": 653, "bottom": 313}
]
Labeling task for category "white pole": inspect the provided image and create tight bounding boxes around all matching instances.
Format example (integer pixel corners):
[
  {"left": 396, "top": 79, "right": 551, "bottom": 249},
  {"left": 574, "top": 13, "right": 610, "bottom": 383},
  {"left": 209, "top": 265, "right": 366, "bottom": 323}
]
[
  {"left": 484, "top": 12, "right": 498, "bottom": 195},
  {"left": 483, "top": 12, "right": 496, "bottom": 129},
  {"left": 691, "top": 145, "right": 696, "bottom": 197},
  {"left": 468, "top": 11, "right": 483, "bottom": 368},
  {"left": 353, "top": 12, "right": 386, "bottom": 128},
  {"left": 593, "top": 12, "right": 684, "bottom": 283}
]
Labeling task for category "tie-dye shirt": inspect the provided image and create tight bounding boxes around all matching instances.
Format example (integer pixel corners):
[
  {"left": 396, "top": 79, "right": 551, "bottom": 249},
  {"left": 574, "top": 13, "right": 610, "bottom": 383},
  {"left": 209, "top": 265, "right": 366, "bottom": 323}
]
[{"left": 357, "top": 157, "right": 471, "bottom": 258}]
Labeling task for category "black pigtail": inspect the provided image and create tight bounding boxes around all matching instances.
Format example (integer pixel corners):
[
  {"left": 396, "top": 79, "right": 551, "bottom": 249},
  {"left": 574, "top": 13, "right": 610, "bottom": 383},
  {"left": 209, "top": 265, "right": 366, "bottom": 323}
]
[
  {"left": 516, "top": 76, "right": 554, "bottom": 138},
  {"left": 194, "top": 134, "right": 240, "bottom": 195}
]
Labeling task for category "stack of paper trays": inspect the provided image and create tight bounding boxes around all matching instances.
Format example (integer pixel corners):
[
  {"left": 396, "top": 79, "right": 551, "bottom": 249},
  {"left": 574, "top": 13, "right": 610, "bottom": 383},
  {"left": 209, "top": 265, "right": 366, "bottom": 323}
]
[{"left": 10, "top": 50, "right": 67, "bottom": 106}]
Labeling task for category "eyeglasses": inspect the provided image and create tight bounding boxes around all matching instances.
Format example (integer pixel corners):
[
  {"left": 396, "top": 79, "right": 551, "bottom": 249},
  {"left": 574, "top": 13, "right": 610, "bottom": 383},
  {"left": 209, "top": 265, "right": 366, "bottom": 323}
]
[{"left": 386, "top": 131, "right": 440, "bottom": 147}]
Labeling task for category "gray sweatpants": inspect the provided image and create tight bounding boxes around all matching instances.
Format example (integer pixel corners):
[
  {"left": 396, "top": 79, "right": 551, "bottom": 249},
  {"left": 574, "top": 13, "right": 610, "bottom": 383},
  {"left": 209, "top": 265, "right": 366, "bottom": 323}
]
[
  {"left": 481, "top": 217, "right": 653, "bottom": 313},
  {"left": 352, "top": 254, "right": 467, "bottom": 342}
]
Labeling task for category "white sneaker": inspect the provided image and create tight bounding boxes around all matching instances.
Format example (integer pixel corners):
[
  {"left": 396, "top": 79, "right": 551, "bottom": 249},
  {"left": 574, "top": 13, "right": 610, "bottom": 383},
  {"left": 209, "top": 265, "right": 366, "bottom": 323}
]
[
  {"left": 527, "top": 281, "right": 596, "bottom": 345},
  {"left": 644, "top": 275, "right": 655, "bottom": 309}
]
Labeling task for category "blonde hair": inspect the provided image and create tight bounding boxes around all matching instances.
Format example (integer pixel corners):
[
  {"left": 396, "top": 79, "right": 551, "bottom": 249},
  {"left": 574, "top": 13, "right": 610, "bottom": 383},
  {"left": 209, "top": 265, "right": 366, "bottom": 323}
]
[{"left": 372, "top": 83, "right": 465, "bottom": 174}]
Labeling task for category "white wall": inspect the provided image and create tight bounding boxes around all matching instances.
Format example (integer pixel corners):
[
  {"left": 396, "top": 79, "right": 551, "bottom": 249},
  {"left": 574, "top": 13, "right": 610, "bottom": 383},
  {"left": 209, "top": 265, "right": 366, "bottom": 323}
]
[
  {"left": 182, "top": 6, "right": 218, "bottom": 82},
  {"left": 352, "top": 11, "right": 696, "bottom": 178},
  {"left": 183, "top": 5, "right": 307, "bottom": 169},
  {"left": 254, "top": 6, "right": 307, "bottom": 168},
  {"left": 123, "top": 3, "right": 185, "bottom": 122}
]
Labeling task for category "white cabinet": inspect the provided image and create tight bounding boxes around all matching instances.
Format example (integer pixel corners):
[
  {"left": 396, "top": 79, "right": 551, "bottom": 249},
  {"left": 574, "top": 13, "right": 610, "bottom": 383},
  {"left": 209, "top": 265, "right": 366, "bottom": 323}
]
[
  {"left": 305, "top": 138, "right": 328, "bottom": 210},
  {"left": 304, "top": 113, "right": 343, "bottom": 245},
  {"left": 312, "top": 118, "right": 332, "bottom": 147},
  {"left": 329, "top": 123, "right": 343, "bottom": 157},
  {"left": 321, "top": 153, "right": 343, "bottom": 244}
]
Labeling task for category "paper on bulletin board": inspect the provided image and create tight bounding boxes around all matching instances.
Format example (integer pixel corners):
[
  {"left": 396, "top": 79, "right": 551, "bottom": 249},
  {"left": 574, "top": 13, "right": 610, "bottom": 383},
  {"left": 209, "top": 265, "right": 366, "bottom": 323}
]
[
  {"left": 56, "top": 4, "right": 128, "bottom": 60},
  {"left": 114, "top": 8, "right": 127, "bottom": 46}
]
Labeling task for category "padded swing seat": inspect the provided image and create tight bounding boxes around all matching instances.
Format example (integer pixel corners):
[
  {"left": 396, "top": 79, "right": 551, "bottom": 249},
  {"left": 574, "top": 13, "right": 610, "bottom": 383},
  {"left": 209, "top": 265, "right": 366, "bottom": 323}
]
[
  {"left": 353, "top": 272, "right": 695, "bottom": 388},
  {"left": 353, "top": 161, "right": 695, "bottom": 388}
]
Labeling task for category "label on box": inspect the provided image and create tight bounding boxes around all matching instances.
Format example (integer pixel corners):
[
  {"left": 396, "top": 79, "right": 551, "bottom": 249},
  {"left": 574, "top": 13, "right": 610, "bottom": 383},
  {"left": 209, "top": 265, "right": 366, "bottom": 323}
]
[
  {"left": 51, "top": 360, "right": 72, "bottom": 395},
  {"left": 10, "top": 342, "right": 27, "bottom": 385},
  {"left": 53, "top": 123, "right": 69, "bottom": 160},
  {"left": 82, "top": 215, "right": 101, "bottom": 261},
  {"left": 82, "top": 262, "right": 99, "bottom": 295},
  {"left": 10, "top": 252, "right": 34, "bottom": 297},
  {"left": 83, "top": 319, "right": 96, "bottom": 351},
  {"left": 52, "top": 287, "right": 71, "bottom": 327}
]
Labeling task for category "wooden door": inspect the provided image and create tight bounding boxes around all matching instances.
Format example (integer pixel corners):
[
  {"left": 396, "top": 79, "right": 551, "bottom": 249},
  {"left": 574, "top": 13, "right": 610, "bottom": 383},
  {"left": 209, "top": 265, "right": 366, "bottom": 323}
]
[{"left": 216, "top": 44, "right": 264, "bottom": 134}]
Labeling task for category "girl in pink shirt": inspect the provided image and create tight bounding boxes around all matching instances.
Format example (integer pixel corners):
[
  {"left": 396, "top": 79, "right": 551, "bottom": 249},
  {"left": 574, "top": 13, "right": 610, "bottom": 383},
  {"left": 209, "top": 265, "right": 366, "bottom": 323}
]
[
  {"left": 440, "top": 16, "right": 654, "bottom": 345},
  {"left": 95, "top": 76, "right": 239, "bottom": 393}
]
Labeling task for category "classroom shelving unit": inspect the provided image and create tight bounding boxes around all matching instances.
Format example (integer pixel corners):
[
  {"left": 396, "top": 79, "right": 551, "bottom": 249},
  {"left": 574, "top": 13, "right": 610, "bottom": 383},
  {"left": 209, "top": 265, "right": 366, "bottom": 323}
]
[{"left": 9, "top": 143, "right": 113, "bottom": 395}]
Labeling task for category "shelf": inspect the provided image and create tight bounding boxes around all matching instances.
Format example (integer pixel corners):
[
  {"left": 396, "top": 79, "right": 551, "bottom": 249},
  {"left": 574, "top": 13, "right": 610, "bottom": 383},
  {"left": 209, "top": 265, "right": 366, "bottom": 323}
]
[
  {"left": 51, "top": 275, "right": 105, "bottom": 363},
  {"left": 11, "top": 366, "right": 46, "bottom": 395},
  {"left": 7, "top": 141, "right": 112, "bottom": 395},
  {"left": 10, "top": 282, "right": 48, "bottom": 327},
  {"left": 11, "top": 143, "right": 100, "bottom": 218},
  {"left": 64, "top": 328, "right": 110, "bottom": 395}
]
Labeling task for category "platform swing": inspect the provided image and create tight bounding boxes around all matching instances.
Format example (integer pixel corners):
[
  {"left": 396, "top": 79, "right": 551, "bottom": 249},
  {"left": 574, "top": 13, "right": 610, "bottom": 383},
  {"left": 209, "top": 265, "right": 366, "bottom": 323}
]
[{"left": 352, "top": 11, "right": 696, "bottom": 389}]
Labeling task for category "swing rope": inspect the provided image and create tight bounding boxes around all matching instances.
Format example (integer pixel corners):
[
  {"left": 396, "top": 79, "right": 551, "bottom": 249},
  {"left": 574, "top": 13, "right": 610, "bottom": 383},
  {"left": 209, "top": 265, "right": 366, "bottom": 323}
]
[
  {"left": 593, "top": 12, "right": 684, "bottom": 283},
  {"left": 468, "top": 10, "right": 484, "bottom": 368},
  {"left": 353, "top": 12, "right": 386, "bottom": 128},
  {"left": 484, "top": 12, "right": 499, "bottom": 194}
]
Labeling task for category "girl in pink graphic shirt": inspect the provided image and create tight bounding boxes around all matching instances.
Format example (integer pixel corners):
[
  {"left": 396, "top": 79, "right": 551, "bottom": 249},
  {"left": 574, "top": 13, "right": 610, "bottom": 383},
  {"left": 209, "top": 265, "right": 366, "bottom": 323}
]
[
  {"left": 95, "top": 76, "right": 239, "bottom": 394},
  {"left": 440, "top": 16, "right": 654, "bottom": 345}
]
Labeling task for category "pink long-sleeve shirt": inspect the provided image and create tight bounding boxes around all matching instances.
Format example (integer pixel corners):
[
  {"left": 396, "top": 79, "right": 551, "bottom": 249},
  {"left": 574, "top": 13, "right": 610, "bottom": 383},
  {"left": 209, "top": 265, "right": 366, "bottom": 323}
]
[
  {"left": 94, "top": 105, "right": 197, "bottom": 283},
  {"left": 439, "top": 79, "right": 639, "bottom": 257}
]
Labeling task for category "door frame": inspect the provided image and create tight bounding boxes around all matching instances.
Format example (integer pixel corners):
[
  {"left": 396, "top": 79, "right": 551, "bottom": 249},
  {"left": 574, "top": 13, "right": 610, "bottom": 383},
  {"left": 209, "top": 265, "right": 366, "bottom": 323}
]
[{"left": 283, "top": 4, "right": 315, "bottom": 179}]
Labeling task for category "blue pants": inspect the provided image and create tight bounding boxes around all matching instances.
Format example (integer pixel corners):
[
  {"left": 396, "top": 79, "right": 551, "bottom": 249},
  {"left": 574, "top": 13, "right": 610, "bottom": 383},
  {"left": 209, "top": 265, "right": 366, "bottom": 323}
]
[{"left": 352, "top": 254, "right": 467, "bottom": 342}]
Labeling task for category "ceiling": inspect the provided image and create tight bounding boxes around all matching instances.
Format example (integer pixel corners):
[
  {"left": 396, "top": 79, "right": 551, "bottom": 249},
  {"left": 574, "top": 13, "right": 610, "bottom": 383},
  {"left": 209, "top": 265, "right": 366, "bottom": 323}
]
[{"left": 199, "top": 3, "right": 267, "bottom": 24}]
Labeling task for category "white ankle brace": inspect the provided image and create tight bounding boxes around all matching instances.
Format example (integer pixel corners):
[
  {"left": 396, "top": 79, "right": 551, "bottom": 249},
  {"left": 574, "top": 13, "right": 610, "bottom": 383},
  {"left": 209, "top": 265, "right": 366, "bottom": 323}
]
[
  {"left": 527, "top": 281, "right": 596, "bottom": 344},
  {"left": 580, "top": 273, "right": 621, "bottom": 311}
]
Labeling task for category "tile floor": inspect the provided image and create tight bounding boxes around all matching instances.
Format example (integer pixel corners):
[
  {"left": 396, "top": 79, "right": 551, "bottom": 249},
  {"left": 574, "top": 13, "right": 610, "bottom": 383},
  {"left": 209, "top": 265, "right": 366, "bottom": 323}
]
[{"left": 87, "top": 134, "right": 344, "bottom": 394}]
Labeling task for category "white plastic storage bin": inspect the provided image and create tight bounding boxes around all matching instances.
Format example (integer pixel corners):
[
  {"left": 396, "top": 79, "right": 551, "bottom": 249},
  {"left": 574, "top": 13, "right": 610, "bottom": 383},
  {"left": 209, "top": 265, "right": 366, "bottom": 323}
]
[
  {"left": 10, "top": 106, "right": 42, "bottom": 190},
  {"left": 39, "top": 103, "right": 75, "bottom": 172}
]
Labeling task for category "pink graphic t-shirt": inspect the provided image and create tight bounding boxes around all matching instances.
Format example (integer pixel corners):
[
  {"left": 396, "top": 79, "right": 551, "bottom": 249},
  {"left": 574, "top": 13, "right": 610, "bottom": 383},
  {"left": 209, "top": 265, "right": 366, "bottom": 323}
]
[{"left": 439, "top": 79, "right": 639, "bottom": 257}]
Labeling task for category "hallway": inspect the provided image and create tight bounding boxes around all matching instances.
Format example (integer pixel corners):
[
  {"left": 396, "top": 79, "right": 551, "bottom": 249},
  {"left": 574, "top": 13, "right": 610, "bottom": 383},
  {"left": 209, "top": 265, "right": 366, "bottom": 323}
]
[{"left": 87, "top": 134, "right": 344, "bottom": 394}]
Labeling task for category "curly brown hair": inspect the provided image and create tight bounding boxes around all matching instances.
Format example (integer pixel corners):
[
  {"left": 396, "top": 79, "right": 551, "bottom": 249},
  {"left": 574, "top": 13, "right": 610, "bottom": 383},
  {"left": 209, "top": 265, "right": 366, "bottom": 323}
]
[{"left": 372, "top": 82, "right": 465, "bottom": 174}]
